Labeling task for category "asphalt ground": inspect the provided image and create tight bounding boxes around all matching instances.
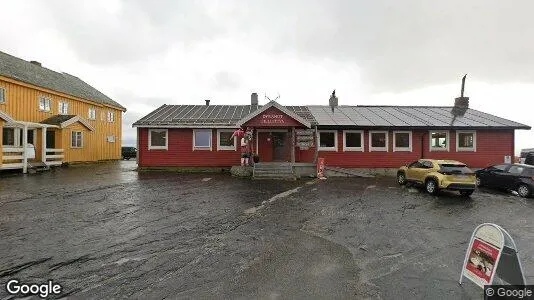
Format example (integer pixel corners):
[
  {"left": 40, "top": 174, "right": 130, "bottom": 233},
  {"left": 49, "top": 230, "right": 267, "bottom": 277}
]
[{"left": 0, "top": 161, "right": 532, "bottom": 299}]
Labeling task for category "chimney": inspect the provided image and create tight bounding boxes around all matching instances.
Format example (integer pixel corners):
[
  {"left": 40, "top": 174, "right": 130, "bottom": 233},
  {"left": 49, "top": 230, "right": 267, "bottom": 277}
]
[
  {"left": 329, "top": 90, "right": 338, "bottom": 112},
  {"left": 205, "top": 99, "right": 210, "bottom": 106},
  {"left": 29, "top": 60, "right": 42, "bottom": 67},
  {"left": 452, "top": 74, "right": 469, "bottom": 117},
  {"left": 251, "top": 93, "right": 258, "bottom": 106}
]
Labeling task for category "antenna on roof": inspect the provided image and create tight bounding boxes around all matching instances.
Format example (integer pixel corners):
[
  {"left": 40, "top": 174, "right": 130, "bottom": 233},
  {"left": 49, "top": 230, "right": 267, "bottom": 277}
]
[{"left": 265, "top": 92, "right": 280, "bottom": 102}]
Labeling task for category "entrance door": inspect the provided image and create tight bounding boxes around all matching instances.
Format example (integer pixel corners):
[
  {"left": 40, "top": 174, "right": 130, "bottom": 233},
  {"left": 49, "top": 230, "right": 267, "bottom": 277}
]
[
  {"left": 272, "top": 132, "right": 287, "bottom": 161},
  {"left": 46, "top": 130, "right": 56, "bottom": 149}
]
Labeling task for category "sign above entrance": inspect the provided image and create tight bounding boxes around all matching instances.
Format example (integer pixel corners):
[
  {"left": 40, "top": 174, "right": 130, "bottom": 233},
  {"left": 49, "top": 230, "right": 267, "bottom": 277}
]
[
  {"left": 260, "top": 114, "right": 285, "bottom": 125},
  {"left": 243, "top": 107, "right": 305, "bottom": 127}
]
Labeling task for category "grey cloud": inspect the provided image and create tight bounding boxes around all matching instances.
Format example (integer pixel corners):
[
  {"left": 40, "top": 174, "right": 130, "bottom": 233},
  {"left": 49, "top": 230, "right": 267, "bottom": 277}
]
[
  {"left": 225, "top": 0, "right": 534, "bottom": 91},
  {"left": 40, "top": 0, "right": 223, "bottom": 65},
  {"left": 211, "top": 71, "right": 241, "bottom": 90}
]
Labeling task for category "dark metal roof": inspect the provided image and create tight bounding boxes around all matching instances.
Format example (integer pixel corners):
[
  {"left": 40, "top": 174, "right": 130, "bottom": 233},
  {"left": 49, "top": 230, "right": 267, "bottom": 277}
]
[
  {"left": 41, "top": 115, "right": 78, "bottom": 125},
  {"left": 307, "top": 106, "right": 531, "bottom": 129},
  {"left": 133, "top": 104, "right": 530, "bottom": 130},
  {"left": 132, "top": 104, "right": 315, "bottom": 127},
  {"left": 0, "top": 51, "right": 125, "bottom": 111}
]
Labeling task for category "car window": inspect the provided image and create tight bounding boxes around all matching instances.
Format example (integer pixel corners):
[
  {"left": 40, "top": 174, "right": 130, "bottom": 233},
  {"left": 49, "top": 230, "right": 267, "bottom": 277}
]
[
  {"left": 508, "top": 166, "right": 524, "bottom": 175},
  {"left": 409, "top": 161, "right": 422, "bottom": 168},
  {"left": 489, "top": 164, "right": 507, "bottom": 171},
  {"left": 439, "top": 164, "right": 472, "bottom": 174},
  {"left": 522, "top": 168, "right": 534, "bottom": 176},
  {"left": 421, "top": 161, "right": 434, "bottom": 169}
]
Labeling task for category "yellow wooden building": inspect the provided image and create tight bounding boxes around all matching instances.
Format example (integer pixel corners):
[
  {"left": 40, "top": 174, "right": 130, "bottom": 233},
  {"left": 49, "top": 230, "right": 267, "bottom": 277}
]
[{"left": 0, "top": 51, "right": 126, "bottom": 173}]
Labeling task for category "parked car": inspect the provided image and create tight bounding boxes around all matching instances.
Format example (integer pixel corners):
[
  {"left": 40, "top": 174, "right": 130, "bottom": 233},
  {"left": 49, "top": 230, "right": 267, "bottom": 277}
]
[
  {"left": 520, "top": 148, "right": 534, "bottom": 165},
  {"left": 121, "top": 147, "right": 137, "bottom": 160},
  {"left": 397, "top": 159, "right": 476, "bottom": 196},
  {"left": 475, "top": 164, "right": 534, "bottom": 198}
]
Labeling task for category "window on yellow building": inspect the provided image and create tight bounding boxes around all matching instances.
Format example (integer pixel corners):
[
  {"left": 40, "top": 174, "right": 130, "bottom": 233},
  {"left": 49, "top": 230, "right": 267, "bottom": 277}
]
[
  {"left": 0, "top": 87, "right": 6, "bottom": 104},
  {"left": 107, "top": 111, "right": 115, "bottom": 122},
  {"left": 59, "top": 102, "right": 69, "bottom": 115},
  {"left": 88, "top": 108, "right": 97, "bottom": 120},
  {"left": 39, "top": 96, "right": 52, "bottom": 112},
  {"left": 71, "top": 131, "right": 83, "bottom": 148}
]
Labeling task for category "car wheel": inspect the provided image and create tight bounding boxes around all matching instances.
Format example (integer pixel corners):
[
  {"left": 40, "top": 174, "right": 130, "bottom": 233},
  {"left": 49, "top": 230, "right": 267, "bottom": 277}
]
[
  {"left": 517, "top": 184, "right": 531, "bottom": 198},
  {"left": 460, "top": 190, "right": 474, "bottom": 197},
  {"left": 425, "top": 179, "right": 439, "bottom": 195},
  {"left": 475, "top": 176, "right": 483, "bottom": 187},
  {"left": 397, "top": 172, "right": 407, "bottom": 185}
]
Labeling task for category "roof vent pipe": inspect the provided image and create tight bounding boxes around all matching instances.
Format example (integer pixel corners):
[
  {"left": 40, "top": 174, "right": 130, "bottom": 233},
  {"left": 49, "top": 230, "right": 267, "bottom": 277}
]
[
  {"left": 205, "top": 99, "right": 210, "bottom": 106},
  {"left": 329, "top": 90, "right": 338, "bottom": 113},
  {"left": 29, "top": 60, "right": 42, "bottom": 67}
]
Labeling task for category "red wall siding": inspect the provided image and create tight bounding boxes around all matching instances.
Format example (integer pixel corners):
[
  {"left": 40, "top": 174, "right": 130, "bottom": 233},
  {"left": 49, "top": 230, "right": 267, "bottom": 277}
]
[
  {"left": 138, "top": 128, "right": 241, "bottom": 167},
  {"left": 138, "top": 128, "right": 516, "bottom": 169},
  {"left": 298, "top": 129, "right": 515, "bottom": 168}
]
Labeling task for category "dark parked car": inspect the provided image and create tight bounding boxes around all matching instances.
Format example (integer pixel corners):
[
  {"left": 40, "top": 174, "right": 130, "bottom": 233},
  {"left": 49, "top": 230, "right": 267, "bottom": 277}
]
[
  {"left": 475, "top": 164, "right": 534, "bottom": 198},
  {"left": 520, "top": 148, "right": 534, "bottom": 165},
  {"left": 121, "top": 147, "right": 137, "bottom": 160}
]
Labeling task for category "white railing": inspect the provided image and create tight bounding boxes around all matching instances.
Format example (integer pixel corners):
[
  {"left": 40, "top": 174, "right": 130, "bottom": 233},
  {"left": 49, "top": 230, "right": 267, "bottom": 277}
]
[
  {"left": 44, "top": 148, "right": 64, "bottom": 166},
  {"left": 1, "top": 147, "right": 24, "bottom": 169}
]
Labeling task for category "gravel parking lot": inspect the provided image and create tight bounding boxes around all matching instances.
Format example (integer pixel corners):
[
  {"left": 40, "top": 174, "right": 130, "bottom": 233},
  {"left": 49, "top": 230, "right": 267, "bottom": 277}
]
[{"left": 0, "top": 161, "right": 532, "bottom": 299}]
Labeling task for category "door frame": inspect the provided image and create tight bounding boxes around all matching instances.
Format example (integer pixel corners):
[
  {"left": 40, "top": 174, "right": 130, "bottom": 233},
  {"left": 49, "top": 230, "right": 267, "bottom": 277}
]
[{"left": 255, "top": 129, "right": 288, "bottom": 156}]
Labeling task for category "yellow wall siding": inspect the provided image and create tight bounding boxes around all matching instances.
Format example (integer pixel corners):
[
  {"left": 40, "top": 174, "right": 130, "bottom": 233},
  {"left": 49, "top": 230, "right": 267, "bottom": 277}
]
[
  {"left": 0, "top": 77, "right": 123, "bottom": 163},
  {"left": 0, "top": 120, "right": 4, "bottom": 165}
]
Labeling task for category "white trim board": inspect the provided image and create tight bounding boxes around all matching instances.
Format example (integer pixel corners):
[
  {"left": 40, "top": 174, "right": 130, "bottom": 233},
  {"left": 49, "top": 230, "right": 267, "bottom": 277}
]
[
  {"left": 456, "top": 130, "right": 477, "bottom": 152},
  {"left": 369, "top": 130, "right": 389, "bottom": 152},
  {"left": 148, "top": 129, "right": 168, "bottom": 150},
  {"left": 342, "top": 130, "right": 364, "bottom": 152},
  {"left": 393, "top": 131, "right": 412, "bottom": 152}
]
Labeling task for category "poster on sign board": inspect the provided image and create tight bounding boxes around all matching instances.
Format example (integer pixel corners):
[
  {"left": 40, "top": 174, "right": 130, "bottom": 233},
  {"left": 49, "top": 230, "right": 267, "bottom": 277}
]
[{"left": 465, "top": 238, "right": 500, "bottom": 287}]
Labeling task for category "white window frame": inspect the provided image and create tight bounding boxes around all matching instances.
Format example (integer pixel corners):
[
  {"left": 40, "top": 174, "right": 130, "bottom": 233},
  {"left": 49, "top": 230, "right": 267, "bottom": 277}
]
[
  {"left": 456, "top": 130, "right": 477, "bottom": 152},
  {"left": 429, "top": 130, "right": 450, "bottom": 152},
  {"left": 71, "top": 131, "right": 83, "bottom": 148},
  {"left": 393, "top": 131, "right": 412, "bottom": 152},
  {"left": 148, "top": 129, "right": 168, "bottom": 150},
  {"left": 369, "top": 131, "right": 389, "bottom": 152},
  {"left": 39, "top": 96, "right": 52, "bottom": 112},
  {"left": 318, "top": 130, "right": 338, "bottom": 151},
  {"left": 217, "top": 129, "right": 236, "bottom": 151},
  {"left": 59, "top": 101, "right": 69, "bottom": 115},
  {"left": 342, "top": 130, "right": 364, "bottom": 152},
  {"left": 0, "top": 87, "right": 6, "bottom": 104},
  {"left": 107, "top": 111, "right": 115, "bottom": 123},
  {"left": 193, "top": 129, "right": 212, "bottom": 151},
  {"left": 2, "top": 127, "right": 18, "bottom": 146},
  {"left": 88, "top": 108, "right": 97, "bottom": 120}
]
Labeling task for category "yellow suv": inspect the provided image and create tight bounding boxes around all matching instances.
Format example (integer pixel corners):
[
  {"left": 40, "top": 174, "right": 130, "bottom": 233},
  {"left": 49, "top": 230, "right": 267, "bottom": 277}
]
[{"left": 397, "top": 159, "right": 476, "bottom": 196}]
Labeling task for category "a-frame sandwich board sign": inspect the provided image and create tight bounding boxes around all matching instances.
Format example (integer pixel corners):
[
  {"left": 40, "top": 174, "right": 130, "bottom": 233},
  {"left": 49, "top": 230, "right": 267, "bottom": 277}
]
[{"left": 459, "top": 223, "right": 526, "bottom": 288}]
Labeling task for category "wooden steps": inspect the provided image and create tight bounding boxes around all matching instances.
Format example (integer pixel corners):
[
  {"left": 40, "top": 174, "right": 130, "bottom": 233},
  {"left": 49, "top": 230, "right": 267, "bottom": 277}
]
[{"left": 253, "top": 163, "right": 296, "bottom": 180}]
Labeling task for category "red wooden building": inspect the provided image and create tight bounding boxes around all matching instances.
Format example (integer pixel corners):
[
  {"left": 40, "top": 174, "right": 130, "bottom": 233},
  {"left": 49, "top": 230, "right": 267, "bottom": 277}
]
[{"left": 133, "top": 93, "right": 530, "bottom": 171}]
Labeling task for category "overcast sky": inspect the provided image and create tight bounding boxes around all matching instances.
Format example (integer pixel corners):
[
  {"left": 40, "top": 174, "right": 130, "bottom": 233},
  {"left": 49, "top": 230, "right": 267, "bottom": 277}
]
[{"left": 1, "top": 0, "right": 532, "bottom": 153}]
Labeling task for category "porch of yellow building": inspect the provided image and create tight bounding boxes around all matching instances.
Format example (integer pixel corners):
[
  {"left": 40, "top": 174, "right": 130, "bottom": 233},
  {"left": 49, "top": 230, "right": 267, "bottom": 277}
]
[{"left": 0, "top": 112, "right": 64, "bottom": 173}]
